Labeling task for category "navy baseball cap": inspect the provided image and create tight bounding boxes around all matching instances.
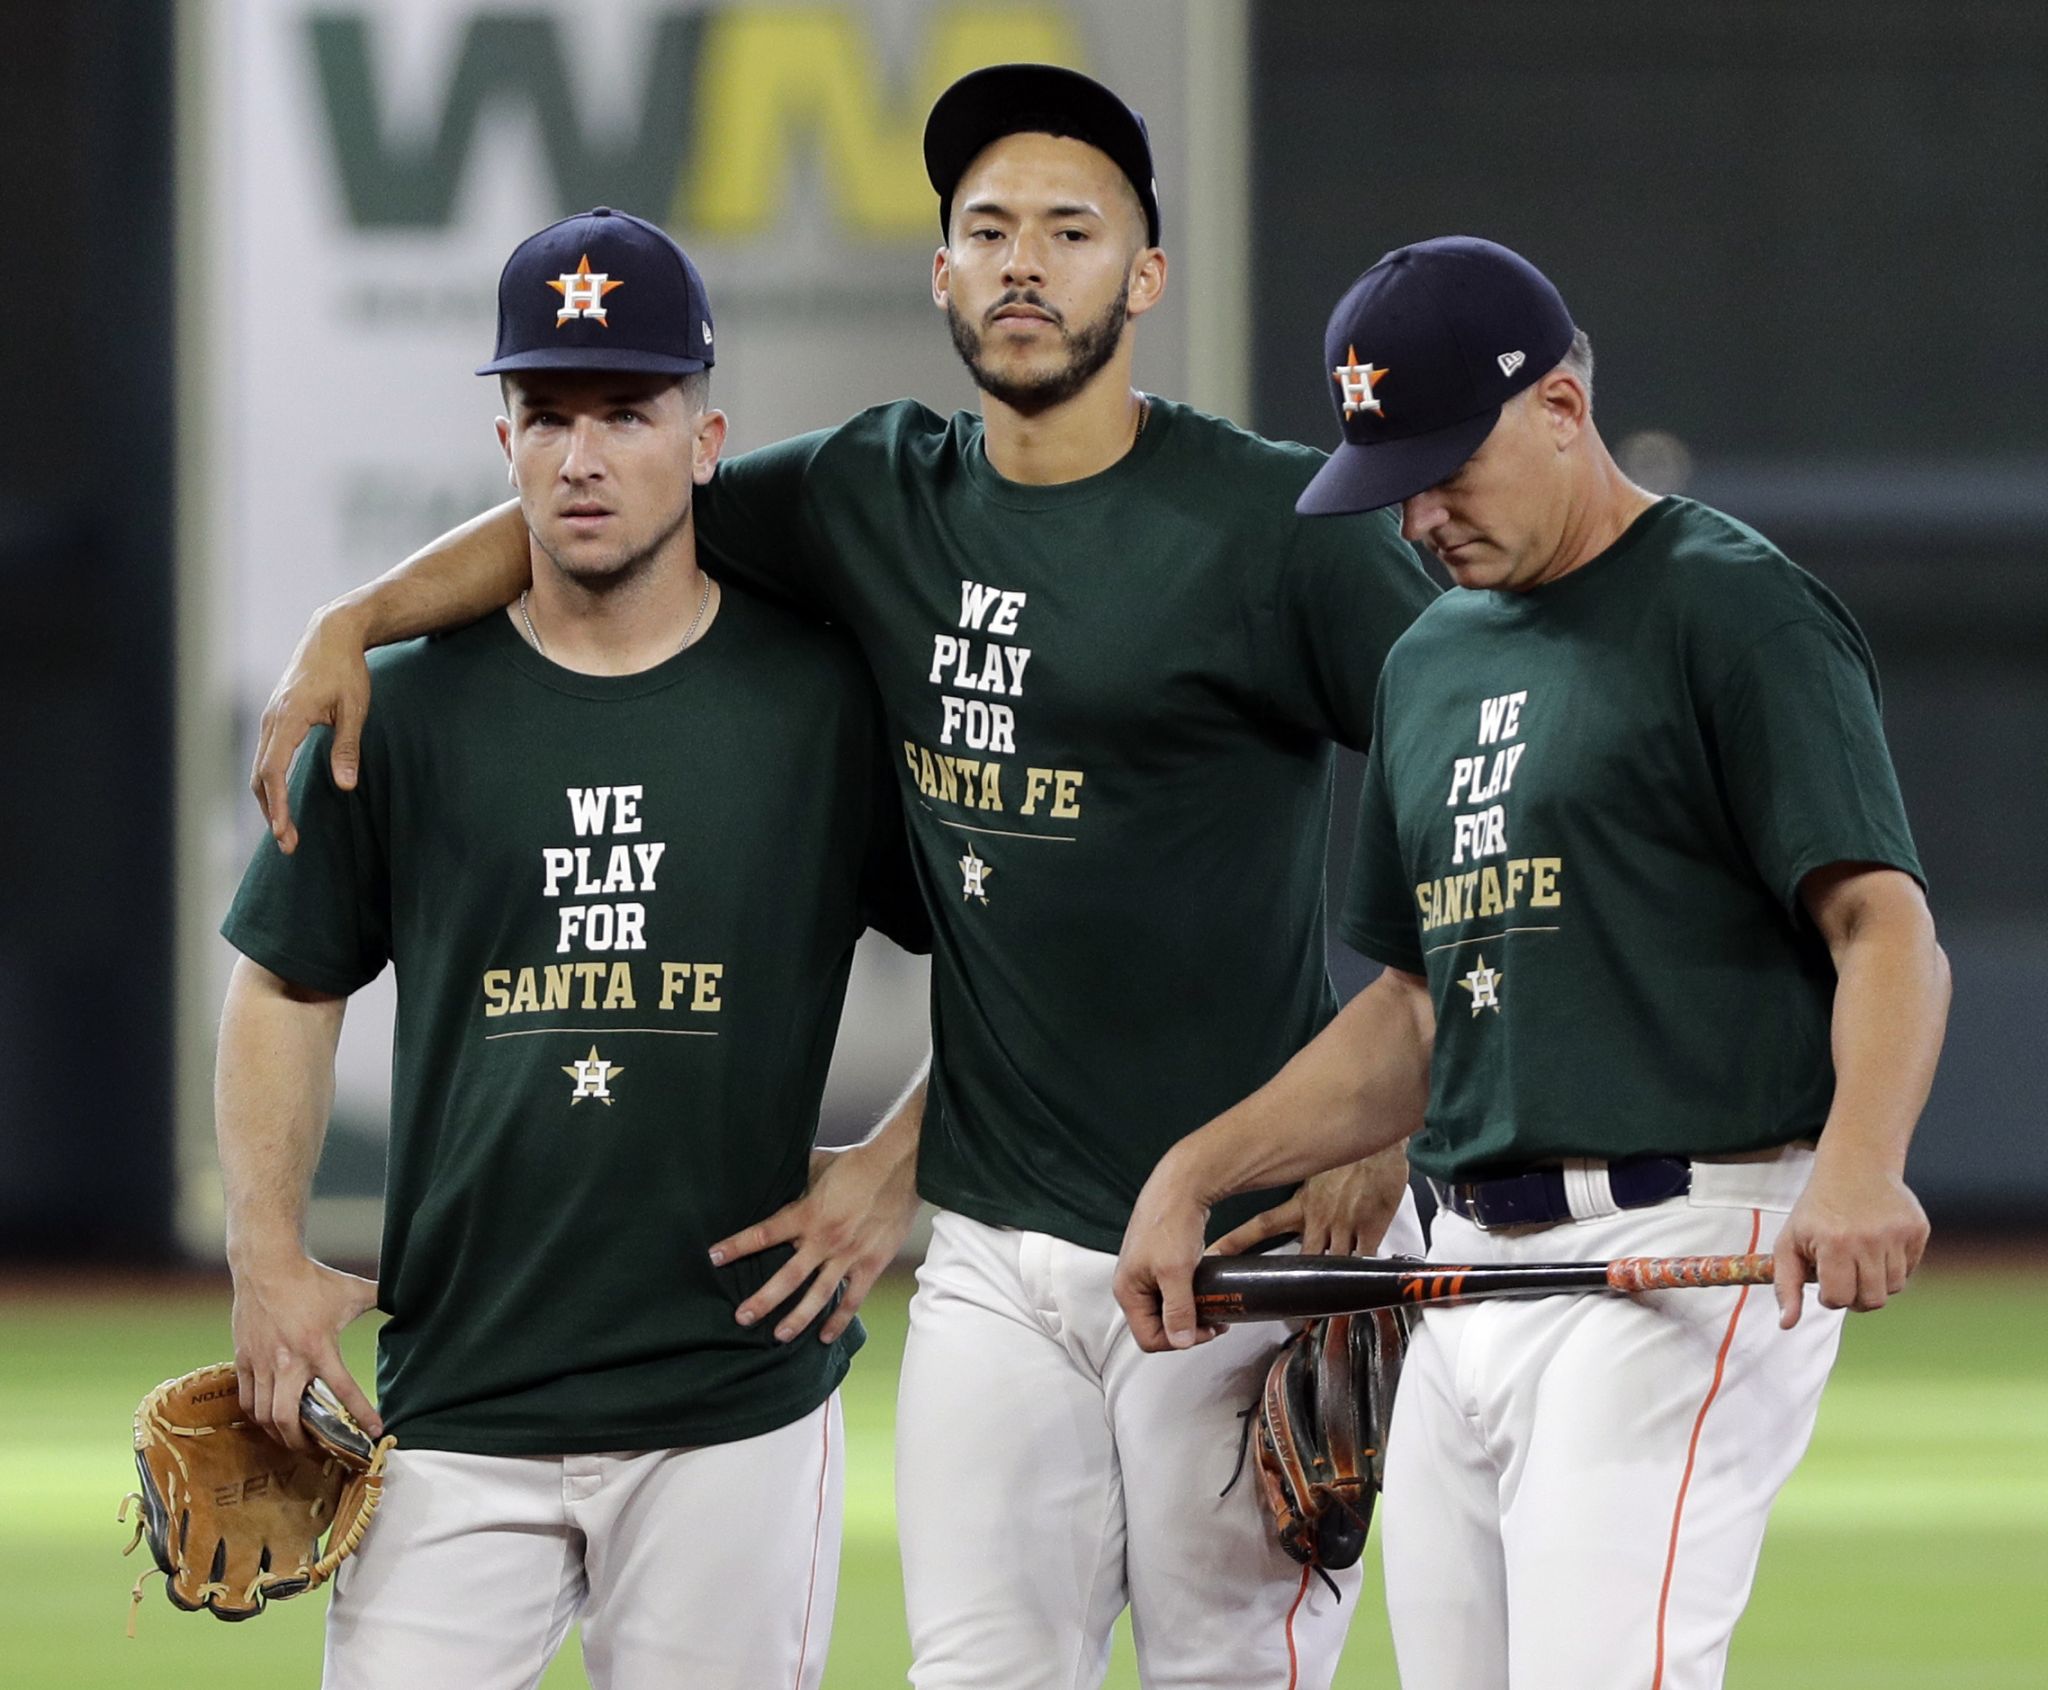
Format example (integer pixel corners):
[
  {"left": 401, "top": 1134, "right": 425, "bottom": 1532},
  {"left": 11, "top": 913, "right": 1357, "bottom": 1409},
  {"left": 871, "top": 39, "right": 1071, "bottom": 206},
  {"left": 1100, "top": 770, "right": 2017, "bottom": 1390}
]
[
  {"left": 478, "top": 206, "right": 714, "bottom": 377},
  {"left": 924, "top": 64, "right": 1161, "bottom": 246},
  {"left": 1296, "top": 237, "right": 1576, "bottom": 515}
]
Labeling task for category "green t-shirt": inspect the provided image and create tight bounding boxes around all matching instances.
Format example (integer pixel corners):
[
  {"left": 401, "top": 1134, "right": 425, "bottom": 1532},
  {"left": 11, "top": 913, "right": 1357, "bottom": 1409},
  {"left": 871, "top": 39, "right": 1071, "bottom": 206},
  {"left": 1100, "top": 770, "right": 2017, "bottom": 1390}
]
[
  {"left": 1339, "top": 497, "right": 1923, "bottom": 1180},
  {"left": 694, "top": 398, "right": 1438, "bottom": 1250},
  {"left": 222, "top": 592, "right": 929, "bottom": 1454}
]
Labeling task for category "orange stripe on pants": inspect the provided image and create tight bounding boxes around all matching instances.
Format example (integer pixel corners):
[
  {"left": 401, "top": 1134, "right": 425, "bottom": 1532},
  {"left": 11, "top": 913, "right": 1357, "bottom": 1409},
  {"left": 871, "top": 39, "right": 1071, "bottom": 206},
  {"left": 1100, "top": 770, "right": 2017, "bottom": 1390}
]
[
  {"left": 1651, "top": 1207, "right": 1762, "bottom": 1689},
  {"left": 1281, "top": 1560, "right": 1315, "bottom": 1690}
]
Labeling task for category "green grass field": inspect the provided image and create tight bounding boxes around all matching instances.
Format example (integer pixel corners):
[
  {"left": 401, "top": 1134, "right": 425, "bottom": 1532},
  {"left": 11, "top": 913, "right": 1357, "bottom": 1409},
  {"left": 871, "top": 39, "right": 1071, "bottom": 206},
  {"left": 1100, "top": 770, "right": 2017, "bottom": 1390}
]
[{"left": 4, "top": 1263, "right": 2043, "bottom": 1687}]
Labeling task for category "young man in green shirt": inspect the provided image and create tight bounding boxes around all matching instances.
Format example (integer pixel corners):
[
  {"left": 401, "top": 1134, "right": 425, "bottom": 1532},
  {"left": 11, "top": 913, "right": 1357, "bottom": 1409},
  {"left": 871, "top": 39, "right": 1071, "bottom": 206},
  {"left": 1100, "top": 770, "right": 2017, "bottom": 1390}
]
[
  {"left": 1115, "top": 237, "right": 1950, "bottom": 1690},
  {"left": 245, "top": 68, "right": 1436, "bottom": 1689},
  {"left": 219, "top": 209, "right": 927, "bottom": 1688}
]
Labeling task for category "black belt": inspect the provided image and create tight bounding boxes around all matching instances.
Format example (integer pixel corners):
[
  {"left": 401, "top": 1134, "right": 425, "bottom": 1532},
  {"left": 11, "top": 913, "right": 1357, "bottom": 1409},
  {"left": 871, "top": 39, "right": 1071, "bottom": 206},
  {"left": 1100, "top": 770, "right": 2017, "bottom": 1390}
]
[{"left": 1428, "top": 1156, "right": 1693, "bottom": 1229}]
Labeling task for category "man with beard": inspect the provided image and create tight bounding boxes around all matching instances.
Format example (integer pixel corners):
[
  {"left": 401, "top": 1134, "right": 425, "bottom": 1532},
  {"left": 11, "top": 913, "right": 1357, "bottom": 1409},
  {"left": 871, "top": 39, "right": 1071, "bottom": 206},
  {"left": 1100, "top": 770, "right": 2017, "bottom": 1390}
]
[{"left": 249, "top": 66, "right": 1436, "bottom": 1689}]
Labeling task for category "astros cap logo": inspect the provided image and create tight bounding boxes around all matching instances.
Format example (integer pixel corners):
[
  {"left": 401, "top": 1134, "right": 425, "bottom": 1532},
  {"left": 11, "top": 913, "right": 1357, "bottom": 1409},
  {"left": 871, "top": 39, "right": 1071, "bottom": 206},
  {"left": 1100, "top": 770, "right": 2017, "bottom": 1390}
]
[
  {"left": 1332, "top": 346, "right": 1388, "bottom": 419},
  {"left": 479, "top": 208, "right": 713, "bottom": 378},
  {"left": 549, "top": 255, "right": 623, "bottom": 327}
]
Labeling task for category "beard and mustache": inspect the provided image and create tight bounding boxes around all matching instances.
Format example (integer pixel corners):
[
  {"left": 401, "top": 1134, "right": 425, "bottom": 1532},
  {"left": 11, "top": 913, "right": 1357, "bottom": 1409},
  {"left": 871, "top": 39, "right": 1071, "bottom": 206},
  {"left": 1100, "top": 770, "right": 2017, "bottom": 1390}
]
[{"left": 946, "top": 278, "right": 1131, "bottom": 414}]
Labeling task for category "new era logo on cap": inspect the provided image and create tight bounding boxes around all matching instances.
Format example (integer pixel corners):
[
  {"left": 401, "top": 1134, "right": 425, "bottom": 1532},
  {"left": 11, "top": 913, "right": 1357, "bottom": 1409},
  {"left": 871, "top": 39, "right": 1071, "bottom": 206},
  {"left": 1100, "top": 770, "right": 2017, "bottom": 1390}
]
[{"left": 1497, "top": 350, "right": 1526, "bottom": 377}]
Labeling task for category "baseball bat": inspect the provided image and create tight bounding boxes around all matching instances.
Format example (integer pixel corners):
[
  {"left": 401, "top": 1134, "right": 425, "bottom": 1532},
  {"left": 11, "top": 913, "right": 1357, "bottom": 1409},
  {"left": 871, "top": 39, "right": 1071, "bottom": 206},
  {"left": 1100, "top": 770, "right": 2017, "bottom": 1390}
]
[{"left": 1191, "top": 1252, "right": 1775, "bottom": 1323}]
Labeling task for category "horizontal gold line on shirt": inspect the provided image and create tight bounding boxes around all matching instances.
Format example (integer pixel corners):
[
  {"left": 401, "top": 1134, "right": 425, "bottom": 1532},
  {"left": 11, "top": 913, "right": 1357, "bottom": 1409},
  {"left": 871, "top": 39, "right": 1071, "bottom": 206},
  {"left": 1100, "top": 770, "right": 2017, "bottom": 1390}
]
[
  {"left": 1422, "top": 925, "right": 1562, "bottom": 956},
  {"left": 482, "top": 1026, "right": 721, "bottom": 1040},
  {"left": 921, "top": 804, "right": 1077, "bottom": 843}
]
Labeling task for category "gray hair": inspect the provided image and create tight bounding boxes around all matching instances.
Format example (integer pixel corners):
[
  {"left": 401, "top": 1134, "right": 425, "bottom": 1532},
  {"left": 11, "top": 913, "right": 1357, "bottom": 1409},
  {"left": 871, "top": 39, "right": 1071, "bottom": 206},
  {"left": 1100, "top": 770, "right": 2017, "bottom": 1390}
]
[{"left": 1557, "top": 328, "right": 1594, "bottom": 407}]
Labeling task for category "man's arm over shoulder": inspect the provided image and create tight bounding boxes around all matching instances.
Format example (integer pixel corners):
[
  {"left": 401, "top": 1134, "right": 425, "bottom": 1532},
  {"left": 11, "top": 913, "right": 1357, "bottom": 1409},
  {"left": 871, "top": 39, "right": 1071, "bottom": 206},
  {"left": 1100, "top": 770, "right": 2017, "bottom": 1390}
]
[
  {"left": 251, "top": 501, "right": 530, "bottom": 849},
  {"left": 694, "top": 428, "right": 837, "bottom": 614},
  {"left": 699, "top": 401, "right": 951, "bottom": 615}
]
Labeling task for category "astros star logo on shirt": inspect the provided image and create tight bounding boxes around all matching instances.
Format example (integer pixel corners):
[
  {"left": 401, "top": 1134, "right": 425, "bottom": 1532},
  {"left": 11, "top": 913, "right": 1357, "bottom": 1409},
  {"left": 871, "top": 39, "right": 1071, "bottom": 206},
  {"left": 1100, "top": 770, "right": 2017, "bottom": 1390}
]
[
  {"left": 563, "top": 1045, "right": 625, "bottom": 1103},
  {"left": 1457, "top": 955, "right": 1504, "bottom": 1016},
  {"left": 958, "top": 844, "right": 992, "bottom": 904}
]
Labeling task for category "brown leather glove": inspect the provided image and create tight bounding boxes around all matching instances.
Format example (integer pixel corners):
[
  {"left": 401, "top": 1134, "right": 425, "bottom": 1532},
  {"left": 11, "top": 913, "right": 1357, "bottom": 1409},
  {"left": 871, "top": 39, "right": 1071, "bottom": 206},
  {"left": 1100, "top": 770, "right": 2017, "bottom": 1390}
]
[
  {"left": 119, "top": 1361, "right": 394, "bottom": 1629},
  {"left": 1241, "top": 1306, "right": 1409, "bottom": 1591}
]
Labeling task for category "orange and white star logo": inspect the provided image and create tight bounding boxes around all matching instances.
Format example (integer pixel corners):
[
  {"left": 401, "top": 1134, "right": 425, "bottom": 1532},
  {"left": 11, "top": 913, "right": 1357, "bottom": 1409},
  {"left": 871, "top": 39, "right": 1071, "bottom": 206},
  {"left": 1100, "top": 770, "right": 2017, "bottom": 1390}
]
[
  {"left": 549, "top": 255, "right": 623, "bottom": 327},
  {"left": 1333, "top": 346, "right": 1388, "bottom": 419}
]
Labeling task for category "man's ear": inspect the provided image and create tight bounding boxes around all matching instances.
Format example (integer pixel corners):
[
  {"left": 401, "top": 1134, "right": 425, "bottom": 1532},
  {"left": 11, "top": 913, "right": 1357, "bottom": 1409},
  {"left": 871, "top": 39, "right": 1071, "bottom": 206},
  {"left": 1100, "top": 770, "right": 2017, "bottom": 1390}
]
[
  {"left": 692, "top": 409, "right": 729, "bottom": 484},
  {"left": 1535, "top": 370, "right": 1588, "bottom": 448},
  {"left": 1124, "top": 244, "right": 1168, "bottom": 323}
]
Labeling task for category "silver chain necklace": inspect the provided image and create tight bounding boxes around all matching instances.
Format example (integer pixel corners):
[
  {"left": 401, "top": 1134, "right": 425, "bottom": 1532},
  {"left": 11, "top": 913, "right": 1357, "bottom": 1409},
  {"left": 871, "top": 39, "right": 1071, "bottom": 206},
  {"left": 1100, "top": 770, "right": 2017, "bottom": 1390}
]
[{"left": 520, "top": 573, "right": 714, "bottom": 662}]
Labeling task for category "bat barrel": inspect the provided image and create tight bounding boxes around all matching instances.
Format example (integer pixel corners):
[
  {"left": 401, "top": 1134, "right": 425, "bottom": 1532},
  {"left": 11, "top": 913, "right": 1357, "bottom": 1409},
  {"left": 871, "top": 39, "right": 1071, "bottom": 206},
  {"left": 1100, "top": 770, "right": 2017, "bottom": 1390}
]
[
  {"left": 1190, "top": 1255, "right": 1610, "bottom": 1321},
  {"left": 1189, "top": 1251, "right": 1778, "bottom": 1323}
]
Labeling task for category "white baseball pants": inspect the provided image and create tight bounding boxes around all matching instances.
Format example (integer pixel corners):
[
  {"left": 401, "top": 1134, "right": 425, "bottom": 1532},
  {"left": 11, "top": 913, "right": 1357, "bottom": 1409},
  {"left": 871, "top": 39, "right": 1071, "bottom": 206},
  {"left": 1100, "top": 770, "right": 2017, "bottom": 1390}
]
[
  {"left": 321, "top": 1395, "right": 843, "bottom": 1690},
  {"left": 1381, "top": 1150, "right": 1843, "bottom": 1690},
  {"left": 895, "top": 1194, "right": 1424, "bottom": 1690}
]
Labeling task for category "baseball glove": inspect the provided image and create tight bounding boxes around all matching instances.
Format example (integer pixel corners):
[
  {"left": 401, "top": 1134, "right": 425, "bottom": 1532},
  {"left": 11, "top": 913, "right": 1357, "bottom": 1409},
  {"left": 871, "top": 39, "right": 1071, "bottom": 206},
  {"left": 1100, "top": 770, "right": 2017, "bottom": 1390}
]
[
  {"left": 1229, "top": 1305, "right": 1410, "bottom": 1592},
  {"left": 118, "top": 1361, "right": 394, "bottom": 1630}
]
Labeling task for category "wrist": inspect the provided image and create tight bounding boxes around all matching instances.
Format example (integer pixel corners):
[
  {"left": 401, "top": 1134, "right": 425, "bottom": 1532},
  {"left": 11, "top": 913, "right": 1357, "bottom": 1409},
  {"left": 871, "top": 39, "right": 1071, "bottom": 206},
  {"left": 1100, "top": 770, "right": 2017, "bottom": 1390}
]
[
  {"left": 863, "top": 1127, "right": 920, "bottom": 1183},
  {"left": 1812, "top": 1122, "right": 1910, "bottom": 1183},
  {"left": 316, "top": 589, "right": 379, "bottom": 650},
  {"left": 226, "top": 1230, "right": 310, "bottom": 1279},
  {"left": 863, "top": 1104, "right": 924, "bottom": 1165},
  {"left": 1364, "top": 1138, "right": 1410, "bottom": 1173},
  {"left": 1153, "top": 1141, "right": 1223, "bottom": 1216}
]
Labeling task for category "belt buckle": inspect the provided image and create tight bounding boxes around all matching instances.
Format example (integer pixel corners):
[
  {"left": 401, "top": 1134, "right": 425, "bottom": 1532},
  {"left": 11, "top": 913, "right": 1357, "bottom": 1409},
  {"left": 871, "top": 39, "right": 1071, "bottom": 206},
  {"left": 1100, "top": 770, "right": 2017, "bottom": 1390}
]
[
  {"left": 1450, "top": 1179, "right": 1500, "bottom": 1232},
  {"left": 1460, "top": 1168, "right": 1573, "bottom": 1231}
]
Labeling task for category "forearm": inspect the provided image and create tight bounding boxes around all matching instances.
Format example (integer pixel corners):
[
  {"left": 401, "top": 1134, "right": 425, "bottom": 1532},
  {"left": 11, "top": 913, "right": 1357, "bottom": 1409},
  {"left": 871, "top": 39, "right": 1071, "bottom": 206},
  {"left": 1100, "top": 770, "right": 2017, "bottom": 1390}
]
[
  {"left": 325, "top": 499, "right": 532, "bottom": 647},
  {"left": 1819, "top": 919, "right": 1951, "bottom": 1175},
  {"left": 1772, "top": 870, "right": 1945, "bottom": 1323},
  {"left": 1164, "top": 968, "right": 1432, "bottom": 1207},
  {"left": 215, "top": 959, "right": 348, "bottom": 1270},
  {"left": 834, "top": 1057, "right": 929, "bottom": 1170}
]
